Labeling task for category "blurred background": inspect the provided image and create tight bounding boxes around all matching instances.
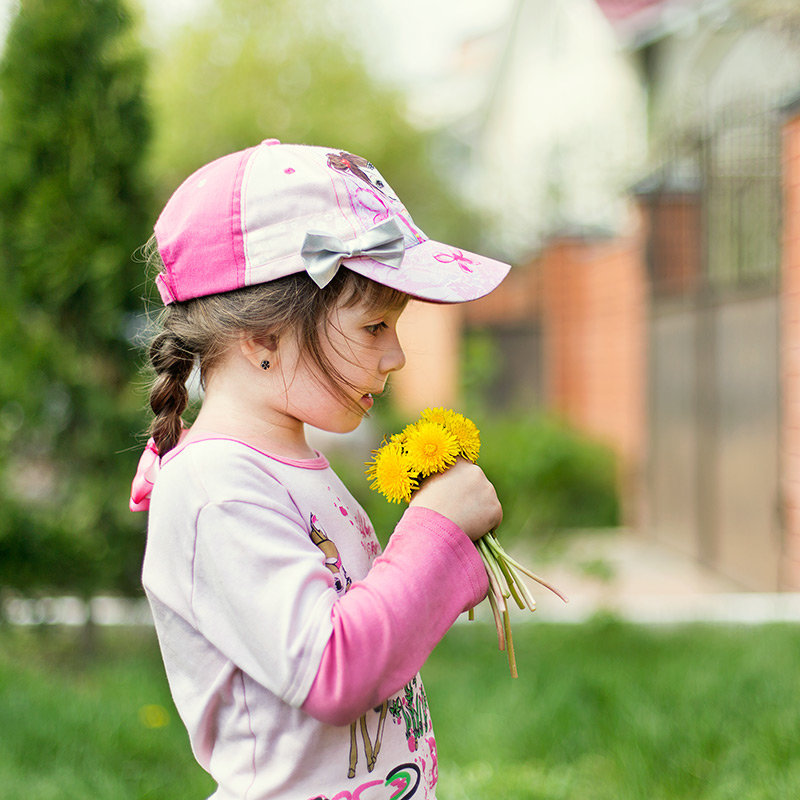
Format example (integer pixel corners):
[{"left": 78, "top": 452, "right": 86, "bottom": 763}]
[
  {"left": 3, "top": 0, "right": 800, "bottom": 602},
  {"left": 2, "top": 0, "right": 800, "bottom": 797}
]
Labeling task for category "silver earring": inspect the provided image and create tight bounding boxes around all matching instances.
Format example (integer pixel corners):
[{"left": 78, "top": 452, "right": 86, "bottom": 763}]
[{"left": 260, "top": 359, "right": 270, "bottom": 370}]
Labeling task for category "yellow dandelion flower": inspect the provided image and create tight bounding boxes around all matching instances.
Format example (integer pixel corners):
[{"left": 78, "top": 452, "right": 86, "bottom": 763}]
[
  {"left": 443, "top": 411, "right": 481, "bottom": 462},
  {"left": 366, "top": 442, "right": 417, "bottom": 503},
  {"left": 419, "top": 407, "right": 452, "bottom": 427},
  {"left": 399, "top": 419, "right": 424, "bottom": 441},
  {"left": 404, "top": 421, "right": 459, "bottom": 477}
]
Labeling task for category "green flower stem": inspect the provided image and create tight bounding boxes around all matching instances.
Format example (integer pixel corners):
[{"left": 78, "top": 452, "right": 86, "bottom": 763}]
[
  {"left": 484, "top": 533, "right": 568, "bottom": 604},
  {"left": 503, "top": 606, "right": 518, "bottom": 679},
  {"left": 496, "top": 547, "right": 537, "bottom": 611},
  {"left": 512, "top": 570, "right": 538, "bottom": 612},
  {"left": 475, "top": 530, "right": 567, "bottom": 677},
  {"left": 494, "top": 548, "right": 527, "bottom": 611},
  {"left": 485, "top": 585, "right": 506, "bottom": 651},
  {"left": 477, "top": 538, "right": 509, "bottom": 600},
  {"left": 485, "top": 559, "right": 508, "bottom": 612},
  {"left": 476, "top": 536, "right": 521, "bottom": 677}
]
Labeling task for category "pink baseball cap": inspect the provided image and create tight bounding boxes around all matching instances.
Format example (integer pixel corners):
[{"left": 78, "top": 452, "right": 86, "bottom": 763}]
[{"left": 153, "top": 139, "right": 510, "bottom": 305}]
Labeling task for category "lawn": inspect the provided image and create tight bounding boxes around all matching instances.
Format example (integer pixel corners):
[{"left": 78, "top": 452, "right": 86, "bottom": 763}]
[{"left": 1, "top": 618, "right": 799, "bottom": 799}]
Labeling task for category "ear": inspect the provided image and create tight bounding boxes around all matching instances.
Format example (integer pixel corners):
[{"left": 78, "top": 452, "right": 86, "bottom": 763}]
[{"left": 239, "top": 333, "right": 278, "bottom": 370}]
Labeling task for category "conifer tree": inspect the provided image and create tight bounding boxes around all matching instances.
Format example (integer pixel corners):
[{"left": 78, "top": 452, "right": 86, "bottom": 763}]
[{"left": 0, "top": 0, "right": 152, "bottom": 601}]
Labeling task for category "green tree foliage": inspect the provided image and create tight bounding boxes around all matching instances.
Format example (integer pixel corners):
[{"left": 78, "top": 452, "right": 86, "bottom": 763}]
[
  {"left": 146, "top": 0, "right": 477, "bottom": 249},
  {"left": 0, "top": 0, "right": 152, "bottom": 599}
]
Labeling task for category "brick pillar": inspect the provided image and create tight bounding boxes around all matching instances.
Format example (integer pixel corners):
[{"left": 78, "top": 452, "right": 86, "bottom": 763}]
[
  {"left": 540, "top": 240, "right": 585, "bottom": 420},
  {"left": 781, "top": 110, "right": 800, "bottom": 590},
  {"left": 539, "top": 232, "right": 647, "bottom": 467},
  {"left": 539, "top": 228, "right": 648, "bottom": 525}
]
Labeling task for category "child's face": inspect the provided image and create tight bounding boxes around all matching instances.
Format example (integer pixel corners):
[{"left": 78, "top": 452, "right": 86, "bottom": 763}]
[{"left": 278, "top": 297, "right": 407, "bottom": 434}]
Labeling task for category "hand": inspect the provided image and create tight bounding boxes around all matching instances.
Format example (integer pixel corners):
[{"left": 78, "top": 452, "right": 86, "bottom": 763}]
[{"left": 409, "top": 458, "right": 502, "bottom": 541}]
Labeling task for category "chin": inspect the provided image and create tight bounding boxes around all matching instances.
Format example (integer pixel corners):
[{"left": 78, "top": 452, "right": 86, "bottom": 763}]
[
  {"left": 310, "top": 414, "right": 364, "bottom": 436},
  {"left": 332, "top": 418, "right": 365, "bottom": 435}
]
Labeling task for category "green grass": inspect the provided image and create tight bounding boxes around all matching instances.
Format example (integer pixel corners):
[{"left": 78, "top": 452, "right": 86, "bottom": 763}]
[
  {"left": 429, "top": 619, "right": 800, "bottom": 800},
  {"left": 1, "top": 619, "right": 799, "bottom": 799},
  {"left": 0, "top": 625, "right": 214, "bottom": 800}
]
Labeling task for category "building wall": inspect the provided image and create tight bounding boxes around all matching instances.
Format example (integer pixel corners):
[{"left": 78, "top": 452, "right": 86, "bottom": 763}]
[
  {"left": 389, "top": 108, "right": 800, "bottom": 590},
  {"left": 781, "top": 109, "right": 800, "bottom": 590},
  {"left": 461, "top": 226, "right": 648, "bottom": 521},
  {"left": 384, "top": 6, "right": 800, "bottom": 590}
]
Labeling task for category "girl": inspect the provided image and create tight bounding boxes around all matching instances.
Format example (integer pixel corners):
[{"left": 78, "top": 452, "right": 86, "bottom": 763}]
[{"left": 130, "top": 139, "right": 510, "bottom": 800}]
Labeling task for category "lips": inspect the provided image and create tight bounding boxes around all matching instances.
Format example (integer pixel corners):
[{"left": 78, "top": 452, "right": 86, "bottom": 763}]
[{"left": 359, "top": 388, "right": 384, "bottom": 410}]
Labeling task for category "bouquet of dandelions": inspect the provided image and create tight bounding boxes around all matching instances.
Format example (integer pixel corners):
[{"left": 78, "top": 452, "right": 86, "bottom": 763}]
[{"left": 365, "top": 407, "right": 567, "bottom": 678}]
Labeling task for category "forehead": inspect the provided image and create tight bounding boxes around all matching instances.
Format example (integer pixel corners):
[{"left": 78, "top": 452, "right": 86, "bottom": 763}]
[
  {"left": 338, "top": 277, "right": 409, "bottom": 315},
  {"left": 334, "top": 294, "right": 408, "bottom": 322}
]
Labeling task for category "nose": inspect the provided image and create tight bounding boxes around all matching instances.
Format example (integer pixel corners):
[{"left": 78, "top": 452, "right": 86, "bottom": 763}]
[{"left": 379, "top": 331, "right": 406, "bottom": 374}]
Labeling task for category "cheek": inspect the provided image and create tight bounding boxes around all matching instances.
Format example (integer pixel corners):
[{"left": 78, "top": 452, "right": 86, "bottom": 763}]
[
  {"left": 289, "top": 357, "right": 357, "bottom": 414},
  {"left": 321, "top": 338, "right": 373, "bottom": 382}
]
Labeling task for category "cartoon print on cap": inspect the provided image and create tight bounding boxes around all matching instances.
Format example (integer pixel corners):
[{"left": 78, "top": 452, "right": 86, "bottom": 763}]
[
  {"left": 355, "top": 188, "right": 391, "bottom": 225},
  {"left": 434, "top": 249, "right": 479, "bottom": 273},
  {"left": 326, "top": 150, "right": 424, "bottom": 246},
  {"left": 327, "top": 151, "right": 393, "bottom": 199}
]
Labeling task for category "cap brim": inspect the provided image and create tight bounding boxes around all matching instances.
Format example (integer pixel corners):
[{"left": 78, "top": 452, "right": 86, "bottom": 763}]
[{"left": 344, "top": 238, "right": 511, "bottom": 303}]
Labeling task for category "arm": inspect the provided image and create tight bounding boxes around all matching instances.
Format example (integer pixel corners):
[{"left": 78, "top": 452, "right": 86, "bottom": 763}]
[{"left": 301, "top": 506, "right": 488, "bottom": 726}]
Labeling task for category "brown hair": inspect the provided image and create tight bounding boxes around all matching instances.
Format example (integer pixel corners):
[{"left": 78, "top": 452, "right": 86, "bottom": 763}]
[{"left": 143, "top": 237, "right": 408, "bottom": 456}]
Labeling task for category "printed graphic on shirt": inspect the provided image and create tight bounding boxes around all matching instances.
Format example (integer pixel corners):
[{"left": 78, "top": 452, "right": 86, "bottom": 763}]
[
  {"left": 347, "top": 701, "right": 390, "bottom": 779},
  {"left": 354, "top": 508, "right": 381, "bottom": 560},
  {"left": 325, "top": 487, "right": 382, "bottom": 563},
  {"left": 304, "top": 678, "right": 436, "bottom": 800},
  {"left": 307, "top": 515, "right": 434, "bottom": 792},
  {"left": 387, "top": 676, "right": 431, "bottom": 755},
  {"left": 390, "top": 678, "right": 437, "bottom": 799},
  {"left": 309, "top": 513, "right": 351, "bottom": 596},
  {"left": 418, "top": 736, "right": 438, "bottom": 799},
  {"left": 306, "top": 761, "right": 421, "bottom": 800},
  {"left": 308, "top": 512, "right": 389, "bottom": 778}
]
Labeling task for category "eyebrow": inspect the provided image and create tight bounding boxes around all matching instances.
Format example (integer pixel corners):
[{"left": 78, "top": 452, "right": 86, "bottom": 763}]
[
  {"left": 365, "top": 303, "right": 407, "bottom": 321},
  {"left": 341, "top": 280, "right": 409, "bottom": 312}
]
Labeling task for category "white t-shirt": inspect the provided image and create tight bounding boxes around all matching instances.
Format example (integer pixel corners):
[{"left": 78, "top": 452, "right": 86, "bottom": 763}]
[{"left": 143, "top": 437, "right": 441, "bottom": 799}]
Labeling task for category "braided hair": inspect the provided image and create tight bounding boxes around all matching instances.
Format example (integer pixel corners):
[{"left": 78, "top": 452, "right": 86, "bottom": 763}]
[
  {"left": 142, "top": 237, "right": 407, "bottom": 456},
  {"left": 148, "top": 316, "right": 194, "bottom": 456}
]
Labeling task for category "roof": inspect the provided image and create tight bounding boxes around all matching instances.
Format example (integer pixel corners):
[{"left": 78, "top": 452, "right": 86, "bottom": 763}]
[
  {"left": 595, "top": 0, "right": 671, "bottom": 23},
  {"left": 595, "top": 0, "right": 705, "bottom": 46}
]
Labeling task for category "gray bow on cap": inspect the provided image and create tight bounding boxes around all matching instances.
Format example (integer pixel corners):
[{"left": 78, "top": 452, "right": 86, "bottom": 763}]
[{"left": 300, "top": 217, "right": 405, "bottom": 289}]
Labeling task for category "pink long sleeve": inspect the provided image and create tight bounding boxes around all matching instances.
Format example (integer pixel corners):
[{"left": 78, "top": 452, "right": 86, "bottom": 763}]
[{"left": 301, "top": 506, "right": 488, "bottom": 726}]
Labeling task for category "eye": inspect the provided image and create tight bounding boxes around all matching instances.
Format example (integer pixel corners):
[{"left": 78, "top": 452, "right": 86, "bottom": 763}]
[{"left": 364, "top": 321, "right": 388, "bottom": 336}]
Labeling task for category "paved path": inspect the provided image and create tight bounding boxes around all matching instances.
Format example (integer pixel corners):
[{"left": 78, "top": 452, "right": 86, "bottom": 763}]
[
  {"left": 5, "top": 530, "right": 800, "bottom": 626},
  {"left": 490, "top": 529, "right": 800, "bottom": 624}
]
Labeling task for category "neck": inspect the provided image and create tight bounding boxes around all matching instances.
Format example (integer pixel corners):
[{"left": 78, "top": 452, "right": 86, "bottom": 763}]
[{"left": 191, "top": 387, "right": 317, "bottom": 461}]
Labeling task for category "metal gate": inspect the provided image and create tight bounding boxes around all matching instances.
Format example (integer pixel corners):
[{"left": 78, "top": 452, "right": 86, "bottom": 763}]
[{"left": 644, "top": 101, "right": 784, "bottom": 589}]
